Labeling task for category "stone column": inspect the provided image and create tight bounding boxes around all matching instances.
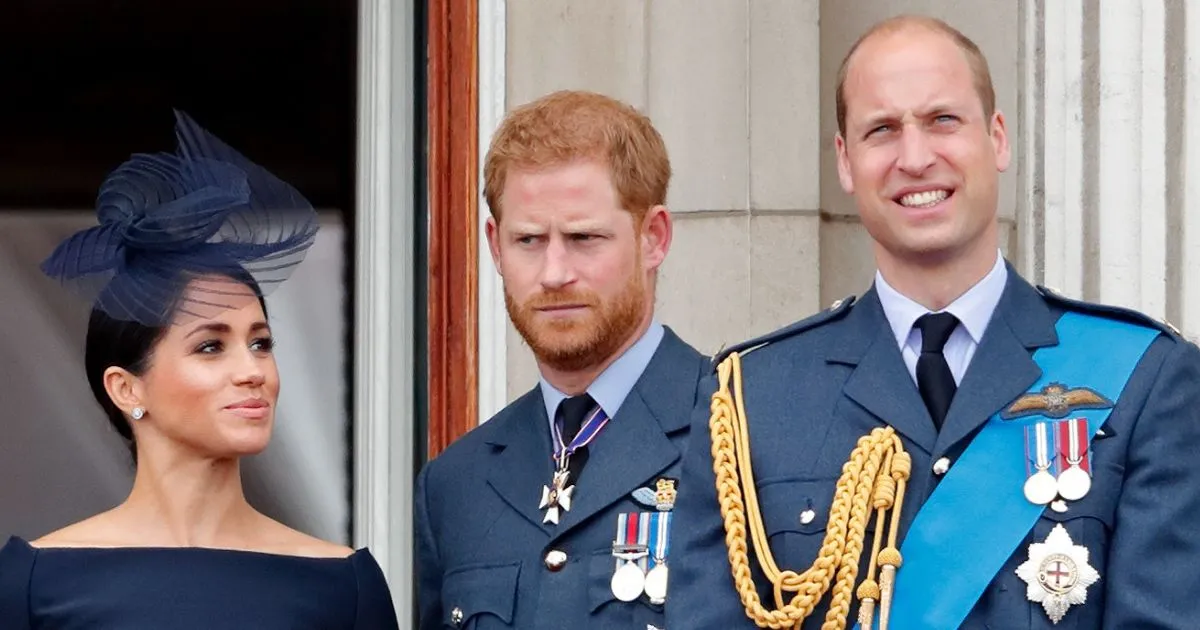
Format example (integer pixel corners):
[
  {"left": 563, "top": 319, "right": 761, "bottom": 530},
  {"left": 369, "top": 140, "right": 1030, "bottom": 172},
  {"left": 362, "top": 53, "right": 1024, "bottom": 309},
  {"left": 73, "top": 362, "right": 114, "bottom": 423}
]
[
  {"left": 1020, "top": 0, "right": 1196, "bottom": 338},
  {"left": 1182, "top": 1, "right": 1200, "bottom": 337}
]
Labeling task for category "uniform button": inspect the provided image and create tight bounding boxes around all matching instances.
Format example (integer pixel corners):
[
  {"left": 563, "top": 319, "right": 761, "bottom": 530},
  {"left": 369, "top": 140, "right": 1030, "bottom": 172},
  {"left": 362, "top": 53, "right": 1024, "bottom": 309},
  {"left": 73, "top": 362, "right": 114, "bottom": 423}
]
[
  {"left": 799, "top": 509, "right": 816, "bottom": 525},
  {"left": 544, "top": 549, "right": 568, "bottom": 571},
  {"left": 932, "top": 457, "right": 951, "bottom": 476},
  {"left": 449, "top": 606, "right": 464, "bottom": 627}
]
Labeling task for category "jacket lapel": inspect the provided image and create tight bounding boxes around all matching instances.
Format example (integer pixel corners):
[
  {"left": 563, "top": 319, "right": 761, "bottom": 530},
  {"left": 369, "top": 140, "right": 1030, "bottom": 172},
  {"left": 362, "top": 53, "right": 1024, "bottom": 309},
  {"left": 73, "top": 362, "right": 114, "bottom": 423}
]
[
  {"left": 834, "top": 290, "right": 939, "bottom": 455},
  {"left": 550, "top": 328, "right": 702, "bottom": 539},
  {"left": 484, "top": 390, "right": 557, "bottom": 534},
  {"left": 934, "top": 271, "right": 1059, "bottom": 455}
]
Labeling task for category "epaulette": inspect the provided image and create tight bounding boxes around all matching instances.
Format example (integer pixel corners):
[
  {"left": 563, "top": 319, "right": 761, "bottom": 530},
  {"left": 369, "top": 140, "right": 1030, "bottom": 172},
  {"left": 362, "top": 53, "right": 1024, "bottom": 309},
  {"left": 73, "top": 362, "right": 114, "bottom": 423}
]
[
  {"left": 1036, "top": 285, "right": 1185, "bottom": 339},
  {"left": 711, "top": 295, "right": 857, "bottom": 369}
]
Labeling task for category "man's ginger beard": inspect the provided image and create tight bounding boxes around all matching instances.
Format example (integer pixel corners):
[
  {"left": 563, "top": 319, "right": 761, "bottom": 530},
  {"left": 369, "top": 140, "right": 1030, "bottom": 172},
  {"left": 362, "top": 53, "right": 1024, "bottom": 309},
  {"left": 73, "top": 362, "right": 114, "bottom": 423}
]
[{"left": 506, "top": 260, "right": 648, "bottom": 373}]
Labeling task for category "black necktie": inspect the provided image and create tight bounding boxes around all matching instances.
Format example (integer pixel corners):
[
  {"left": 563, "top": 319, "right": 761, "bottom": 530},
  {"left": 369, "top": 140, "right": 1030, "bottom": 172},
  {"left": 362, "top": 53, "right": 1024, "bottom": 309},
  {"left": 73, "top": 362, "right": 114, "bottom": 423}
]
[
  {"left": 558, "top": 394, "right": 596, "bottom": 486},
  {"left": 915, "top": 312, "right": 959, "bottom": 431}
]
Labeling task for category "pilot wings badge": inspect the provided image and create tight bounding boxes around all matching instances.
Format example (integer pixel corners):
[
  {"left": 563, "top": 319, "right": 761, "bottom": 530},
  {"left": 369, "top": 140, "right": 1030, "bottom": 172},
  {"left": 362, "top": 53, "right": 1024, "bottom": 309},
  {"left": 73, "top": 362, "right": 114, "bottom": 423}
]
[{"left": 1002, "top": 383, "right": 1113, "bottom": 420}]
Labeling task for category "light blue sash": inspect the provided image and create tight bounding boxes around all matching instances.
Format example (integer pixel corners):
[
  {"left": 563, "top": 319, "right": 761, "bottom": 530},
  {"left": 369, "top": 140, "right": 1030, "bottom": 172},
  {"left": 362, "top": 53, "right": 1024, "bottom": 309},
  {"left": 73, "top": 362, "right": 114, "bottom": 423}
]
[{"left": 879, "top": 312, "right": 1160, "bottom": 629}]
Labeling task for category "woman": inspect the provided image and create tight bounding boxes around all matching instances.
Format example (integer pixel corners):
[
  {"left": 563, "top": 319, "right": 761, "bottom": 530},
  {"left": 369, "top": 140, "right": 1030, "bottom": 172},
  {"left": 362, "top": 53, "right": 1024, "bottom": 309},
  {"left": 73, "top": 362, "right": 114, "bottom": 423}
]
[{"left": 0, "top": 111, "right": 399, "bottom": 629}]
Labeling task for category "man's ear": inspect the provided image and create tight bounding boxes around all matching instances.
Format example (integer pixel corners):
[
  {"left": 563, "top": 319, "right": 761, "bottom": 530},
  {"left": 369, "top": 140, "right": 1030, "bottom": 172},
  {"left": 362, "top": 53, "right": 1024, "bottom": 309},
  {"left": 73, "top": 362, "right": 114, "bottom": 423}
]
[
  {"left": 640, "top": 205, "right": 673, "bottom": 273},
  {"left": 486, "top": 215, "right": 503, "bottom": 276}
]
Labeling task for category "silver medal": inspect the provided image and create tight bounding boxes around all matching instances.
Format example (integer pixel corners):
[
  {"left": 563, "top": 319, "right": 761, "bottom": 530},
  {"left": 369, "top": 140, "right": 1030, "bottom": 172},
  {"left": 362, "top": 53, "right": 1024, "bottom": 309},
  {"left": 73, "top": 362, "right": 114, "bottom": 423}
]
[
  {"left": 611, "top": 560, "right": 645, "bottom": 602},
  {"left": 1056, "top": 465, "right": 1091, "bottom": 502},
  {"left": 1025, "top": 422, "right": 1058, "bottom": 505},
  {"left": 1056, "top": 419, "right": 1092, "bottom": 502},
  {"left": 1024, "top": 469, "right": 1058, "bottom": 505},
  {"left": 644, "top": 562, "right": 669, "bottom": 604}
]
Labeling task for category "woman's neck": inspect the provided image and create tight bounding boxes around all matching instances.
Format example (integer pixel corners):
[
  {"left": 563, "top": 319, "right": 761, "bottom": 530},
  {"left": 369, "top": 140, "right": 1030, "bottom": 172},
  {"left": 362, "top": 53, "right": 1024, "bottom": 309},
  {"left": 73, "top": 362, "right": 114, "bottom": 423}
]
[{"left": 117, "top": 448, "right": 259, "bottom": 548}]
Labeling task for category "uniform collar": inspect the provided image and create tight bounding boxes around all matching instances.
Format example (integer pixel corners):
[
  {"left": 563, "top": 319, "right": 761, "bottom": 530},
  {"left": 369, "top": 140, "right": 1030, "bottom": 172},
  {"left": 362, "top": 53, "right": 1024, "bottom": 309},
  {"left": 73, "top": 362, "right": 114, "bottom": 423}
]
[
  {"left": 538, "top": 319, "right": 665, "bottom": 426},
  {"left": 875, "top": 250, "right": 1007, "bottom": 350}
]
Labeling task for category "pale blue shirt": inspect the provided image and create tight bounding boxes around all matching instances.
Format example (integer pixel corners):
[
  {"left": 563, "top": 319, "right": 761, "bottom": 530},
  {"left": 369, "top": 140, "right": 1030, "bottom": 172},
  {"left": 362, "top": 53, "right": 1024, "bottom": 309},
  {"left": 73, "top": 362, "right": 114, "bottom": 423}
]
[
  {"left": 539, "top": 320, "right": 665, "bottom": 431},
  {"left": 875, "top": 252, "right": 1007, "bottom": 386}
]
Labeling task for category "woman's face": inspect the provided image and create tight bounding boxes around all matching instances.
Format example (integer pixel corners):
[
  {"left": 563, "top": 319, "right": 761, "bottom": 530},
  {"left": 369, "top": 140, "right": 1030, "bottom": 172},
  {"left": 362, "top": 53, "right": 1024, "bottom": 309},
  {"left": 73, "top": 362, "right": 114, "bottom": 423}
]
[{"left": 129, "top": 280, "right": 280, "bottom": 459}]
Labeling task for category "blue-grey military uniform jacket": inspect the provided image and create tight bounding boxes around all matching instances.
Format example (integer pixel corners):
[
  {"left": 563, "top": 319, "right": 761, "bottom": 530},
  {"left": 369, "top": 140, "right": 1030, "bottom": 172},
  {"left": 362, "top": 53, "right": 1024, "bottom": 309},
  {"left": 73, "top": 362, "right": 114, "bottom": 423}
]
[
  {"left": 416, "top": 327, "right": 707, "bottom": 630},
  {"left": 667, "top": 266, "right": 1200, "bottom": 629}
]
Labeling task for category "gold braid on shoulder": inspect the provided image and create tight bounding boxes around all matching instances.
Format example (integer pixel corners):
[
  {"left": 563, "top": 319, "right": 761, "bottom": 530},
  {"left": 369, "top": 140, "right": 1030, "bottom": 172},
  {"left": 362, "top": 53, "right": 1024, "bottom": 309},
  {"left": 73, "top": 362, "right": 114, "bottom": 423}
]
[{"left": 710, "top": 351, "right": 912, "bottom": 630}]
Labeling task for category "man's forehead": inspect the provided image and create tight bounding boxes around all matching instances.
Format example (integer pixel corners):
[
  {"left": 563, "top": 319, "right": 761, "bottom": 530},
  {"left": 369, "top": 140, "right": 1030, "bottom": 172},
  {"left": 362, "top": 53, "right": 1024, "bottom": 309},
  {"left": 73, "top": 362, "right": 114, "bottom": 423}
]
[
  {"left": 850, "top": 65, "right": 963, "bottom": 108},
  {"left": 501, "top": 208, "right": 620, "bottom": 232},
  {"left": 843, "top": 29, "right": 975, "bottom": 114},
  {"left": 506, "top": 158, "right": 609, "bottom": 189},
  {"left": 848, "top": 26, "right": 967, "bottom": 80}
]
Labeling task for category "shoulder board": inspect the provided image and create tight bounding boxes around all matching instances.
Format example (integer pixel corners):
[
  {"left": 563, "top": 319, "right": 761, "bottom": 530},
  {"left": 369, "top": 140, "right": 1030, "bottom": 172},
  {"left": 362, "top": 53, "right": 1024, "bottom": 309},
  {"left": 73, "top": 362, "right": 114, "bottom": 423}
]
[
  {"left": 712, "top": 295, "right": 857, "bottom": 369},
  {"left": 1036, "top": 285, "right": 1184, "bottom": 338}
]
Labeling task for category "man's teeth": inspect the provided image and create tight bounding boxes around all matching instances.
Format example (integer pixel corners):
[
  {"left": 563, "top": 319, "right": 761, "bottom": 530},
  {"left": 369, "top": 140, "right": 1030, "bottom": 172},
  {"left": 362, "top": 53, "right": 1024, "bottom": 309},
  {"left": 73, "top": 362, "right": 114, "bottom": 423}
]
[{"left": 899, "top": 190, "right": 948, "bottom": 208}]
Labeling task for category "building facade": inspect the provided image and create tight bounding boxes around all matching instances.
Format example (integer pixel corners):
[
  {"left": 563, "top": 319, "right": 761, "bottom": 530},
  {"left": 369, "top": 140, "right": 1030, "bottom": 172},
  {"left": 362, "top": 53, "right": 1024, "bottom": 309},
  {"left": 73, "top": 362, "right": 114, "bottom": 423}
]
[{"left": 479, "top": 0, "right": 1200, "bottom": 412}]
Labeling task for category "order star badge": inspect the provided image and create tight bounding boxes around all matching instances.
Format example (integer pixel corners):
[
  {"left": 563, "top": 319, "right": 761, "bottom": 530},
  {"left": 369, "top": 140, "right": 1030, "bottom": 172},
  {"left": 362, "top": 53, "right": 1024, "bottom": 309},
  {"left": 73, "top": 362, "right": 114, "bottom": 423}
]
[{"left": 1015, "top": 524, "right": 1100, "bottom": 624}]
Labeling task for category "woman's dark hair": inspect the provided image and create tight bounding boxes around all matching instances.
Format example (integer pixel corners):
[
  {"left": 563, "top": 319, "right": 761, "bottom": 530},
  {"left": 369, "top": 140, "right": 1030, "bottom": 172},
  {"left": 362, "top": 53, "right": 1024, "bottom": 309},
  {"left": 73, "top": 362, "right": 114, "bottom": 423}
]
[{"left": 83, "top": 271, "right": 267, "bottom": 461}]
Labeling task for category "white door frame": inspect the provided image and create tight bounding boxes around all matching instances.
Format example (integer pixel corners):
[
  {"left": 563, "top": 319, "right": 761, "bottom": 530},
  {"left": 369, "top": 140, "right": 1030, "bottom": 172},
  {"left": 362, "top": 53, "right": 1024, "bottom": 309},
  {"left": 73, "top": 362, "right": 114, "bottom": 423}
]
[
  {"left": 477, "top": 0, "right": 508, "bottom": 423},
  {"left": 353, "top": 0, "right": 511, "bottom": 619},
  {"left": 354, "top": 0, "right": 416, "bottom": 619}
]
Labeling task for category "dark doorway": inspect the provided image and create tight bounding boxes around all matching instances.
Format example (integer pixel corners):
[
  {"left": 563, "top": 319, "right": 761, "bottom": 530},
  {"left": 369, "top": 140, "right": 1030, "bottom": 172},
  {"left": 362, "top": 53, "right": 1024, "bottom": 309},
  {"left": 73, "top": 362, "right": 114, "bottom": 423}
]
[{"left": 0, "top": 1, "right": 358, "bottom": 213}]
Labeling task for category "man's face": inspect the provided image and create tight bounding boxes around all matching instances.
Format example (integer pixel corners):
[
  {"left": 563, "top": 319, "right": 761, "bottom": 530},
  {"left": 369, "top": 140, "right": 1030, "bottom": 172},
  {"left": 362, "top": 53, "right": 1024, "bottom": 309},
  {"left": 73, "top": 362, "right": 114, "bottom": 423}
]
[
  {"left": 487, "top": 159, "right": 667, "bottom": 372},
  {"left": 835, "top": 27, "right": 1010, "bottom": 269}
]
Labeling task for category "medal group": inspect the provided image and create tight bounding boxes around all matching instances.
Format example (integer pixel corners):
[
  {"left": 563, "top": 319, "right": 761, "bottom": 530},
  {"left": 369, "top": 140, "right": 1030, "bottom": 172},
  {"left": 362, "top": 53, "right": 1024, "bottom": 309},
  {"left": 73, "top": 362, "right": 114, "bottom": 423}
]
[
  {"left": 1016, "top": 415, "right": 1101, "bottom": 624},
  {"left": 536, "top": 402, "right": 677, "bottom": 608},
  {"left": 613, "top": 478, "right": 677, "bottom": 605}
]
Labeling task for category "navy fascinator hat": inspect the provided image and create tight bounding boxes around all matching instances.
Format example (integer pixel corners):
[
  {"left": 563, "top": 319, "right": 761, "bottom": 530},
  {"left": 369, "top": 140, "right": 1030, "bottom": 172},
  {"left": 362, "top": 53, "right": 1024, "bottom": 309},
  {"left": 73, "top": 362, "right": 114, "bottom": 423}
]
[{"left": 41, "top": 110, "right": 320, "bottom": 326}]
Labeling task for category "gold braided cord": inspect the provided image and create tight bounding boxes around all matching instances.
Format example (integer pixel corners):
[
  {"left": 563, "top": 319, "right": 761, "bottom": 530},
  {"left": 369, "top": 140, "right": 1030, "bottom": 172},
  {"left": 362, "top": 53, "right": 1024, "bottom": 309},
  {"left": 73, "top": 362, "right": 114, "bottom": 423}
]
[{"left": 710, "top": 352, "right": 912, "bottom": 630}]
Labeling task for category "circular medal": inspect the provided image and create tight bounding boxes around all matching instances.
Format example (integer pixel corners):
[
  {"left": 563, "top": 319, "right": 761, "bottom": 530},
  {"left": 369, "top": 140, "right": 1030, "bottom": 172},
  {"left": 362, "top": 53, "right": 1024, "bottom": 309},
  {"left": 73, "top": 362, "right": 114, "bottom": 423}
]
[
  {"left": 1023, "top": 469, "right": 1058, "bottom": 505},
  {"left": 644, "top": 563, "right": 669, "bottom": 603},
  {"left": 611, "top": 561, "right": 645, "bottom": 602},
  {"left": 1056, "top": 465, "right": 1092, "bottom": 501}
]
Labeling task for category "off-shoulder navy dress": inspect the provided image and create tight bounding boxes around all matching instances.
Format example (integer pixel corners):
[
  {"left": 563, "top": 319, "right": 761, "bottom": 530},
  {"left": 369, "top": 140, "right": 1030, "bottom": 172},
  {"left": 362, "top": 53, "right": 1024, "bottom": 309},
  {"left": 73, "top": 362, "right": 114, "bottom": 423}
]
[{"left": 0, "top": 536, "right": 399, "bottom": 629}]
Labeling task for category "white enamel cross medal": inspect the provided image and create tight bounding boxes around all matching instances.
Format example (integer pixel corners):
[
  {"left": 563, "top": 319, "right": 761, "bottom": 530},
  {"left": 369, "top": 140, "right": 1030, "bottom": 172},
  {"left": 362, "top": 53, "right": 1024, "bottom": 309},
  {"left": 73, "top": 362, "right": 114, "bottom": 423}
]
[
  {"left": 539, "top": 468, "right": 574, "bottom": 525},
  {"left": 1015, "top": 524, "right": 1100, "bottom": 624}
]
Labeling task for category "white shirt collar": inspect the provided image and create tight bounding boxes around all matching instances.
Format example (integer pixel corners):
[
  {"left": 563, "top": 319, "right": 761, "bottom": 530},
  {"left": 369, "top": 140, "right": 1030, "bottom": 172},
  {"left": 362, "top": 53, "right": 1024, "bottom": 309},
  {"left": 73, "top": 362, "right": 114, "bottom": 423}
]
[{"left": 875, "top": 251, "right": 1007, "bottom": 350}]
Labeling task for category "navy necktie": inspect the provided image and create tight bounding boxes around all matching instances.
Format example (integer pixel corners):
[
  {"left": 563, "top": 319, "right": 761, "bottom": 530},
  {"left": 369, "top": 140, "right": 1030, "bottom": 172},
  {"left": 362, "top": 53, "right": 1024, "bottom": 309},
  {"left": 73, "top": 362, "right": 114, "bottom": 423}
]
[{"left": 915, "top": 312, "right": 960, "bottom": 431}]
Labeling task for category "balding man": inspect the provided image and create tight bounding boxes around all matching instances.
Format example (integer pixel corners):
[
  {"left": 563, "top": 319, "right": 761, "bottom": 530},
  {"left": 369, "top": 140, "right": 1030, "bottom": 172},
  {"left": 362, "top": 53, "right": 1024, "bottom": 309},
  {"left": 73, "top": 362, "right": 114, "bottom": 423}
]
[{"left": 667, "top": 15, "right": 1200, "bottom": 629}]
